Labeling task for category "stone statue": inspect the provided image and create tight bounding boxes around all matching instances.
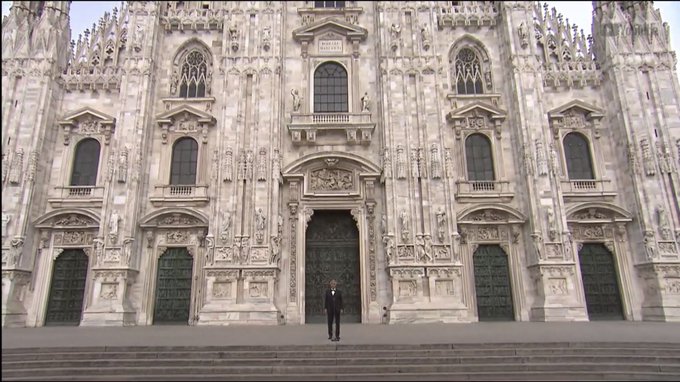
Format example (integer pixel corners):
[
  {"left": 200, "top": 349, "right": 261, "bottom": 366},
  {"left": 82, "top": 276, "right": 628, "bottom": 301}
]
[
  {"left": 643, "top": 230, "right": 656, "bottom": 260},
  {"left": 229, "top": 24, "right": 239, "bottom": 42},
  {"left": 291, "top": 88, "right": 301, "bottom": 112},
  {"left": 380, "top": 214, "right": 387, "bottom": 235},
  {"left": 657, "top": 206, "right": 672, "bottom": 240},
  {"left": 518, "top": 22, "right": 529, "bottom": 48},
  {"left": 361, "top": 92, "right": 370, "bottom": 112},
  {"left": 383, "top": 235, "right": 395, "bottom": 263},
  {"left": 421, "top": 24, "right": 431, "bottom": 46},
  {"left": 423, "top": 235, "right": 433, "bottom": 262},
  {"left": 170, "top": 69, "right": 179, "bottom": 94},
  {"left": 435, "top": 208, "right": 446, "bottom": 243},
  {"left": 390, "top": 23, "right": 401, "bottom": 40},
  {"left": 1, "top": 213, "right": 10, "bottom": 238},
  {"left": 108, "top": 211, "right": 120, "bottom": 244},
  {"left": 400, "top": 210, "right": 410, "bottom": 242},
  {"left": 270, "top": 235, "right": 281, "bottom": 265},
  {"left": 256, "top": 208, "right": 266, "bottom": 231}
]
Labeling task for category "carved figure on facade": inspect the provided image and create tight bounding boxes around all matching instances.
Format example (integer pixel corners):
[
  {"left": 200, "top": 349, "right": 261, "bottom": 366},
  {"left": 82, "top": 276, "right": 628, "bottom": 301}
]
[
  {"left": 122, "top": 238, "right": 133, "bottom": 266},
  {"left": 383, "top": 235, "right": 395, "bottom": 264},
  {"left": 435, "top": 208, "right": 446, "bottom": 243},
  {"left": 430, "top": 144, "right": 442, "bottom": 179},
  {"left": 9, "top": 148, "right": 23, "bottom": 184},
  {"left": 531, "top": 233, "right": 544, "bottom": 261},
  {"left": 1, "top": 213, "right": 10, "bottom": 238},
  {"left": 389, "top": 23, "right": 401, "bottom": 48},
  {"left": 310, "top": 168, "right": 353, "bottom": 191},
  {"left": 382, "top": 148, "right": 392, "bottom": 179},
  {"left": 291, "top": 88, "right": 301, "bottom": 112},
  {"left": 1, "top": 152, "right": 8, "bottom": 183},
  {"left": 657, "top": 142, "right": 671, "bottom": 174},
  {"left": 245, "top": 150, "right": 254, "bottom": 180},
  {"left": 223, "top": 147, "right": 233, "bottom": 182},
  {"left": 657, "top": 206, "right": 673, "bottom": 241},
  {"left": 410, "top": 148, "right": 419, "bottom": 179},
  {"left": 93, "top": 237, "right": 105, "bottom": 266},
  {"left": 229, "top": 23, "right": 239, "bottom": 51},
  {"left": 117, "top": 146, "right": 128, "bottom": 183},
  {"left": 108, "top": 211, "right": 120, "bottom": 245},
  {"left": 640, "top": 138, "right": 656, "bottom": 176},
  {"left": 444, "top": 148, "right": 453, "bottom": 178},
  {"left": 535, "top": 139, "right": 548, "bottom": 176},
  {"left": 400, "top": 210, "right": 410, "bottom": 242},
  {"left": 396, "top": 145, "right": 406, "bottom": 179},
  {"left": 452, "top": 232, "right": 461, "bottom": 262},
  {"left": 255, "top": 208, "right": 266, "bottom": 244},
  {"left": 423, "top": 235, "right": 433, "bottom": 263},
  {"left": 421, "top": 24, "right": 431, "bottom": 50},
  {"left": 548, "top": 143, "right": 561, "bottom": 176},
  {"left": 270, "top": 235, "right": 282, "bottom": 266},
  {"left": 361, "top": 92, "right": 370, "bottom": 112},
  {"left": 257, "top": 147, "right": 267, "bottom": 182},
  {"left": 262, "top": 26, "right": 272, "bottom": 50},
  {"left": 415, "top": 235, "right": 427, "bottom": 263},
  {"left": 518, "top": 22, "right": 529, "bottom": 48},
  {"left": 643, "top": 230, "right": 657, "bottom": 260},
  {"left": 132, "top": 24, "right": 145, "bottom": 52},
  {"left": 3, "top": 237, "right": 23, "bottom": 267},
  {"left": 547, "top": 207, "right": 557, "bottom": 241}
]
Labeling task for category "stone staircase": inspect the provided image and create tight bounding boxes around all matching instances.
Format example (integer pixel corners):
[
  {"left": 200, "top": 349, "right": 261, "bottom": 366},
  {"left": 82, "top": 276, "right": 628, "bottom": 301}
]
[{"left": 3, "top": 342, "right": 680, "bottom": 381}]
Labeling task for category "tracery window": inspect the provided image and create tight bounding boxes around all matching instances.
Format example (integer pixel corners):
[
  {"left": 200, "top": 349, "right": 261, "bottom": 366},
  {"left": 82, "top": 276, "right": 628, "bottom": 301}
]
[
  {"left": 465, "top": 133, "right": 495, "bottom": 181},
  {"left": 563, "top": 132, "right": 595, "bottom": 180},
  {"left": 179, "top": 51, "right": 208, "bottom": 98},
  {"left": 70, "top": 138, "right": 101, "bottom": 186},
  {"left": 454, "top": 48, "right": 484, "bottom": 95},
  {"left": 314, "top": 62, "right": 349, "bottom": 113},
  {"left": 170, "top": 137, "right": 199, "bottom": 185}
]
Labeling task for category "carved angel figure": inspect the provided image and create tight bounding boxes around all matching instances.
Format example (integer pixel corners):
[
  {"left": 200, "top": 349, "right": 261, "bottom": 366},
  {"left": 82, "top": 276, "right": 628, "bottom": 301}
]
[
  {"left": 361, "top": 92, "right": 370, "bottom": 112},
  {"left": 291, "top": 88, "right": 301, "bottom": 112}
]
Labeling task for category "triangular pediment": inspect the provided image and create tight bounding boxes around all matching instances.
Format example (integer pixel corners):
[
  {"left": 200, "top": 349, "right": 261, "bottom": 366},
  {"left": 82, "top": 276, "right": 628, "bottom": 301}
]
[
  {"left": 58, "top": 107, "right": 116, "bottom": 126},
  {"left": 293, "top": 17, "right": 367, "bottom": 42},
  {"left": 548, "top": 99, "right": 604, "bottom": 120},
  {"left": 447, "top": 101, "right": 506, "bottom": 121},
  {"left": 155, "top": 105, "right": 215, "bottom": 124}
]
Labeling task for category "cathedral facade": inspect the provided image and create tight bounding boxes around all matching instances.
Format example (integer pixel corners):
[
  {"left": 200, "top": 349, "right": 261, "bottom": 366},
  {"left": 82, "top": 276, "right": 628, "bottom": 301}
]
[{"left": 2, "top": 1, "right": 680, "bottom": 327}]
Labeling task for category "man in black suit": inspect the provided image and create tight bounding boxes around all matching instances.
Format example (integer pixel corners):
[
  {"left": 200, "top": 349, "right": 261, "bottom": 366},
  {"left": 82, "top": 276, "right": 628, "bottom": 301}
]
[{"left": 324, "top": 279, "right": 343, "bottom": 341}]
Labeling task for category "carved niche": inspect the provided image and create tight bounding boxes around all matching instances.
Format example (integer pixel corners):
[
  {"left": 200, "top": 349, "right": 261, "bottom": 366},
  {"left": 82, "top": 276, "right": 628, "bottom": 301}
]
[{"left": 58, "top": 108, "right": 117, "bottom": 146}]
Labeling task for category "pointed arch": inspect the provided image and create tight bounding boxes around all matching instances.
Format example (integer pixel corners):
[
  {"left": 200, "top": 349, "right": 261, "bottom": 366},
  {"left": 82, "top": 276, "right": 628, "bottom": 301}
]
[
  {"left": 448, "top": 35, "right": 493, "bottom": 94},
  {"left": 172, "top": 38, "right": 214, "bottom": 98}
]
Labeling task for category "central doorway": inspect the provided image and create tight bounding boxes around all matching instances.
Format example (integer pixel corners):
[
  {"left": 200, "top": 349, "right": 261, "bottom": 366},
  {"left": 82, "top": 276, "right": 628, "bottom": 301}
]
[
  {"left": 45, "top": 249, "right": 89, "bottom": 326},
  {"left": 153, "top": 247, "right": 193, "bottom": 325},
  {"left": 473, "top": 244, "right": 515, "bottom": 321},
  {"left": 305, "top": 210, "right": 361, "bottom": 323}
]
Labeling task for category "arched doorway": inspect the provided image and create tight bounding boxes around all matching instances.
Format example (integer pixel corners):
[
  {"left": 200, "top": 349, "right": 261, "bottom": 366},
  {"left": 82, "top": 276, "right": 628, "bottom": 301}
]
[
  {"left": 578, "top": 243, "right": 624, "bottom": 320},
  {"left": 473, "top": 244, "right": 514, "bottom": 321},
  {"left": 45, "top": 249, "right": 89, "bottom": 326},
  {"left": 153, "top": 248, "right": 194, "bottom": 325},
  {"left": 305, "top": 210, "right": 361, "bottom": 323}
]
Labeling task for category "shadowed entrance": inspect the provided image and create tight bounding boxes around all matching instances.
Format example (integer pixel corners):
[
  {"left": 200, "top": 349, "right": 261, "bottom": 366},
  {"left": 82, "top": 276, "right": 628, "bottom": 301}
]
[
  {"left": 305, "top": 210, "right": 361, "bottom": 323},
  {"left": 45, "top": 249, "right": 89, "bottom": 326}
]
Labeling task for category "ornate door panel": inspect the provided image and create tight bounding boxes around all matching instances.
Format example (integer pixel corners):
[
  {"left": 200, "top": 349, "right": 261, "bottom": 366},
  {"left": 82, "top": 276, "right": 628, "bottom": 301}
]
[
  {"left": 305, "top": 210, "right": 361, "bottom": 323},
  {"left": 473, "top": 245, "right": 514, "bottom": 321},
  {"left": 578, "top": 244, "right": 624, "bottom": 320},
  {"left": 153, "top": 248, "right": 193, "bottom": 325},
  {"left": 45, "top": 249, "right": 89, "bottom": 326}
]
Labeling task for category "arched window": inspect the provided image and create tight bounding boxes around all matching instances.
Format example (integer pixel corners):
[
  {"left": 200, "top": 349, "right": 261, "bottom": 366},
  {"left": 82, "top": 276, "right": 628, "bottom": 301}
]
[
  {"left": 170, "top": 137, "right": 198, "bottom": 185},
  {"left": 454, "top": 48, "right": 484, "bottom": 95},
  {"left": 465, "top": 134, "right": 495, "bottom": 181},
  {"left": 314, "top": 62, "right": 348, "bottom": 113},
  {"left": 315, "top": 1, "right": 345, "bottom": 8},
  {"left": 178, "top": 50, "right": 208, "bottom": 98},
  {"left": 563, "top": 132, "right": 594, "bottom": 179},
  {"left": 70, "top": 138, "right": 101, "bottom": 186}
]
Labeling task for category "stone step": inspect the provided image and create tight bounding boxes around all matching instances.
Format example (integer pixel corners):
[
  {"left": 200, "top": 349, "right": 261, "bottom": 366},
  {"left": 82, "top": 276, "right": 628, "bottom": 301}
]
[
  {"left": 3, "top": 355, "right": 680, "bottom": 370},
  {"left": 4, "top": 341, "right": 679, "bottom": 354},
  {"left": 3, "top": 362, "right": 676, "bottom": 378},
  {"left": 3, "top": 347, "right": 676, "bottom": 362},
  {"left": 3, "top": 372, "right": 680, "bottom": 382}
]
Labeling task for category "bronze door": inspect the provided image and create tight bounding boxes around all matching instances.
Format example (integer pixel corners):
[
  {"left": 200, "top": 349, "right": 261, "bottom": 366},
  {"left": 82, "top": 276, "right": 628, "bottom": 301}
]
[
  {"left": 305, "top": 210, "right": 361, "bottom": 323},
  {"left": 153, "top": 248, "right": 193, "bottom": 325},
  {"left": 579, "top": 243, "right": 624, "bottom": 320},
  {"left": 45, "top": 249, "right": 89, "bottom": 326},
  {"left": 473, "top": 244, "right": 514, "bottom": 321}
]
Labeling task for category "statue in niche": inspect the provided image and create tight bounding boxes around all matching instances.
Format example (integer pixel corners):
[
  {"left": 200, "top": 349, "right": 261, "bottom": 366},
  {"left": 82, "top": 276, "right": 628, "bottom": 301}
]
[
  {"left": 643, "top": 230, "right": 656, "bottom": 260},
  {"left": 270, "top": 235, "right": 281, "bottom": 266},
  {"left": 400, "top": 210, "right": 410, "bottom": 242},
  {"left": 229, "top": 23, "right": 239, "bottom": 42},
  {"left": 518, "top": 22, "right": 529, "bottom": 48},
  {"left": 423, "top": 235, "right": 433, "bottom": 262},
  {"left": 255, "top": 209, "right": 266, "bottom": 244},
  {"left": 390, "top": 23, "right": 401, "bottom": 40},
  {"left": 435, "top": 208, "right": 446, "bottom": 243},
  {"left": 108, "top": 211, "right": 120, "bottom": 244},
  {"left": 221, "top": 212, "right": 232, "bottom": 243},
  {"left": 420, "top": 24, "right": 431, "bottom": 49},
  {"left": 380, "top": 214, "right": 387, "bottom": 235},
  {"left": 383, "top": 235, "right": 395, "bottom": 263},
  {"left": 657, "top": 206, "right": 672, "bottom": 240},
  {"left": 170, "top": 69, "right": 179, "bottom": 94},
  {"left": 1, "top": 213, "right": 10, "bottom": 238},
  {"left": 361, "top": 92, "right": 370, "bottom": 112},
  {"left": 262, "top": 26, "right": 271, "bottom": 44},
  {"left": 291, "top": 88, "right": 301, "bottom": 112}
]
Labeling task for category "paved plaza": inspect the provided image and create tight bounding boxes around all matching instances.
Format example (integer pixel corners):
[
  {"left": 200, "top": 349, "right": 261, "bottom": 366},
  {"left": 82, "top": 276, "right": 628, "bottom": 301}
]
[{"left": 4, "top": 322, "right": 680, "bottom": 349}]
